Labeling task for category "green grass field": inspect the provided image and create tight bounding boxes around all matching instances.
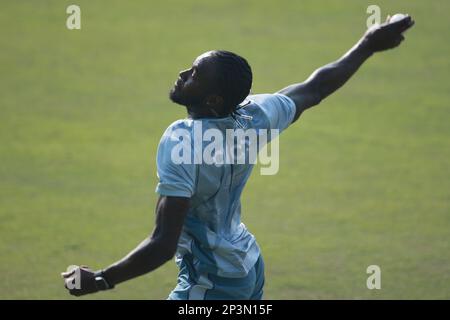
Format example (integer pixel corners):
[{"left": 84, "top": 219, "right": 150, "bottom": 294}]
[{"left": 1, "top": 0, "right": 449, "bottom": 299}]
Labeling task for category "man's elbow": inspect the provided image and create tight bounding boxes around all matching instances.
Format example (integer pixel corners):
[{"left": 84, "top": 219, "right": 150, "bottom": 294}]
[
  {"left": 161, "top": 251, "right": 175, "bottom": 263},
  {"left": 306, "top": 80, "right": 324, "bottom": 108},
  {"left": 292, "top": 93, "right": 322, "bottom": 122},
  {"left": 163, "top": 247, "right": 177, "bottom": 262},
  {"left": 143, "top": 235, "right": 177, "bottom": 263},
  {"left": 306, "top": 92, "right": 323, "bottom": 109},
  {"left": 286, "top": 83, "right": 323, "bottom": 113},
  {"left": 158, "top": 240, "right": 178, "bottom": 262}
]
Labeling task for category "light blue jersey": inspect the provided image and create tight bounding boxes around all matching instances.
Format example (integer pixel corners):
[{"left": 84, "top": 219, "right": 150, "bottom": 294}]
[{"left": 156, "top": 93, "right": 296, "bottom": 279}]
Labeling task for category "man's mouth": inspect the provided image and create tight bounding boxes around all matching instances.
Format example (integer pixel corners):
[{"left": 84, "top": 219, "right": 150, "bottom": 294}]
[{"left": 174, "top": 78, "right": 183, "bottom": 88}]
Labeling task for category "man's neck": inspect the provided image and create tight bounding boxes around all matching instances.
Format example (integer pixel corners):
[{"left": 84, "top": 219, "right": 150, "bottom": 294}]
[{"left": 186, "top": 106, "right": 229, "bottom": 119}]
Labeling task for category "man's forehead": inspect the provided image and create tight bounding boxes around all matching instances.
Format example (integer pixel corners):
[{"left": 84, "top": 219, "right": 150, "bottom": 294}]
[{"left": 193, "top": 51, "right": 215, "bottom": 67}]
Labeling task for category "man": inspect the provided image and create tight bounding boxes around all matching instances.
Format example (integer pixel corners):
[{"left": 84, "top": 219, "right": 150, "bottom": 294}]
[{"left": 62, "top": 15, "right": 414, "bottom": 299}]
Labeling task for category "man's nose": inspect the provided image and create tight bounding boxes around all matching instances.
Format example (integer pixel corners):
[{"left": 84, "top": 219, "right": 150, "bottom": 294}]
[{"left": 179, "top": 69, "right": 189, "bottom": 80}]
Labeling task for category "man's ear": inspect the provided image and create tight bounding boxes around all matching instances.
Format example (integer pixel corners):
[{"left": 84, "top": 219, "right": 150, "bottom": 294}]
[{"left": 205, "top": 94, "right": 224, "bottom": 108}]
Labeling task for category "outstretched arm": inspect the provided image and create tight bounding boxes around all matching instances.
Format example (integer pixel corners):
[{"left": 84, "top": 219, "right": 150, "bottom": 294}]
[
  {"left": 62, "top": 195, "right": 190, "bottom": 296},
  {"left": 279, "top": 14, "right": 415, "bottom": 123}
]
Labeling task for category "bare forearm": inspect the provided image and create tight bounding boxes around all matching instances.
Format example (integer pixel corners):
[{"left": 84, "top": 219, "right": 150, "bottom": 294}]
[
  {"left": 101, "top": 196, "right": 189, "bottom": 287},
  {"left": 308, "top": 39, "right": 373, "bottom": 101},
  {"left": 102, "top": 236, "right": 173, "bottom": 286},
  {"left": 61, "top": 197, "right": 189, "bottom": 297},
  {"left": 281, "top": 15, "right": 414, "bottom": 123},
  {"left": 280, "top": 38, "right": 373, "bottom": 115}
]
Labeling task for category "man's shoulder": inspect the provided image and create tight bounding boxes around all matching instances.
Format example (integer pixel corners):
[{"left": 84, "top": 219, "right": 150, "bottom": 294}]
[
  {"left": 241, "top": 93, "right": 297, "bottom": 131},
  {"left": 158, "top": 119, "right": 195, "bottom": 153},
  {"left": 161, "top": 119, "right": 195, "bottom": 139},
  {"left": 165, "top": 118, "right": 195, "bottom": 132},
  {"left": 237, "top": 94, "right": 281, "bottom": 125},
  {"left": 246, "top": 93, "right": 294, "bottom": 106}
]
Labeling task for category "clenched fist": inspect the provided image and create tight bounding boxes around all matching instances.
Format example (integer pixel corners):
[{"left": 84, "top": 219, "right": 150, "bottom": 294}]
[{"left": 362, "top": 14, "right": 415, "bottom": 53}]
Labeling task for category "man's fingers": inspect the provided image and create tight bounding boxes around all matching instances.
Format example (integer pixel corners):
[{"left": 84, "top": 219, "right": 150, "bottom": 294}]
[
  {"left": 61, "top": 265, "right": 83, "bottom": 278},
  {"left": 400, "top": 16, "right": 415, "bottom": 32},
  {"left": 395, "top": 36, "right": 404, "bottom": 47},
  {"left": 61, "top": 269, "right": 76, "bottom": 278},
  {"left": 388, "top": 15, "right": 414, "bottom": 33},
  {"left": 64, "top": 276, "right": 74, "bottom": 289},
  {"left": 69, "top": 289, "right": 82, "bottom": 297},
  {"left": 406, "top": 19, "right": 415, "bottom": 31}
]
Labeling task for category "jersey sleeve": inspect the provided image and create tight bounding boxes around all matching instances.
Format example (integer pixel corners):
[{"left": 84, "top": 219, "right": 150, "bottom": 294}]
[
  {"left": 155, "top": 124, "right": 197, "bottom": 198},
  {"left": 247, "top": 93, "right": 297, "bottom": 132}
]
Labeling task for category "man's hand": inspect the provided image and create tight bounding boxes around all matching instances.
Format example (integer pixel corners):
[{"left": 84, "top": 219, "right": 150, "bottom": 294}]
[
  {"left": 61, "top": 265, "right": 99, "bottom": 297},
  {"left": 279, "top": 13, "right": 415, "bottom": 122},
  {"left": 362, "top": 14, "right": 415, "bottom": 53},
  {"left": 59, "top": 196, "right": 189, "bottom": 296}
]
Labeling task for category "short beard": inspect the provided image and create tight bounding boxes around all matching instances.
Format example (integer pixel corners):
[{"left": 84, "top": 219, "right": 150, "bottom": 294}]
[
  {"left": 169, "top": 87, "right": 204, "bottom": 107},
  {"left": 169, "top": 87, "right": 185, "bottom": 106}
]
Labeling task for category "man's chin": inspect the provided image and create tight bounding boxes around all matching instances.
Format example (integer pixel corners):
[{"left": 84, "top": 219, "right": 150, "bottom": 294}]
[{"left": 169, "top": 89, "right": 184, "bottom": 106}]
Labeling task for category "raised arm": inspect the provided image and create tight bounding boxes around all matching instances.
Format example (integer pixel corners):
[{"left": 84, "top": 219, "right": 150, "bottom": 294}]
[
  {"left": 62, "top": 195, "right": 190, "bottom": 296},
  {"left": 279, "top": 15, "right": 415, "bottom": 123}
]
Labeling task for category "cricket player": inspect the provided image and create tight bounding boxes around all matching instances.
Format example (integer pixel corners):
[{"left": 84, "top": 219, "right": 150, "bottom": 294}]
[{"left": 62, "top": 15, "right": 414, "bottom": 299}]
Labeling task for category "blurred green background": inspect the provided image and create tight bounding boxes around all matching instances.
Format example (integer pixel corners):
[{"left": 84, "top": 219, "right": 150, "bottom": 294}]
[{"left": 0, "top": 0, "right": 449, "bottom": 299}]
